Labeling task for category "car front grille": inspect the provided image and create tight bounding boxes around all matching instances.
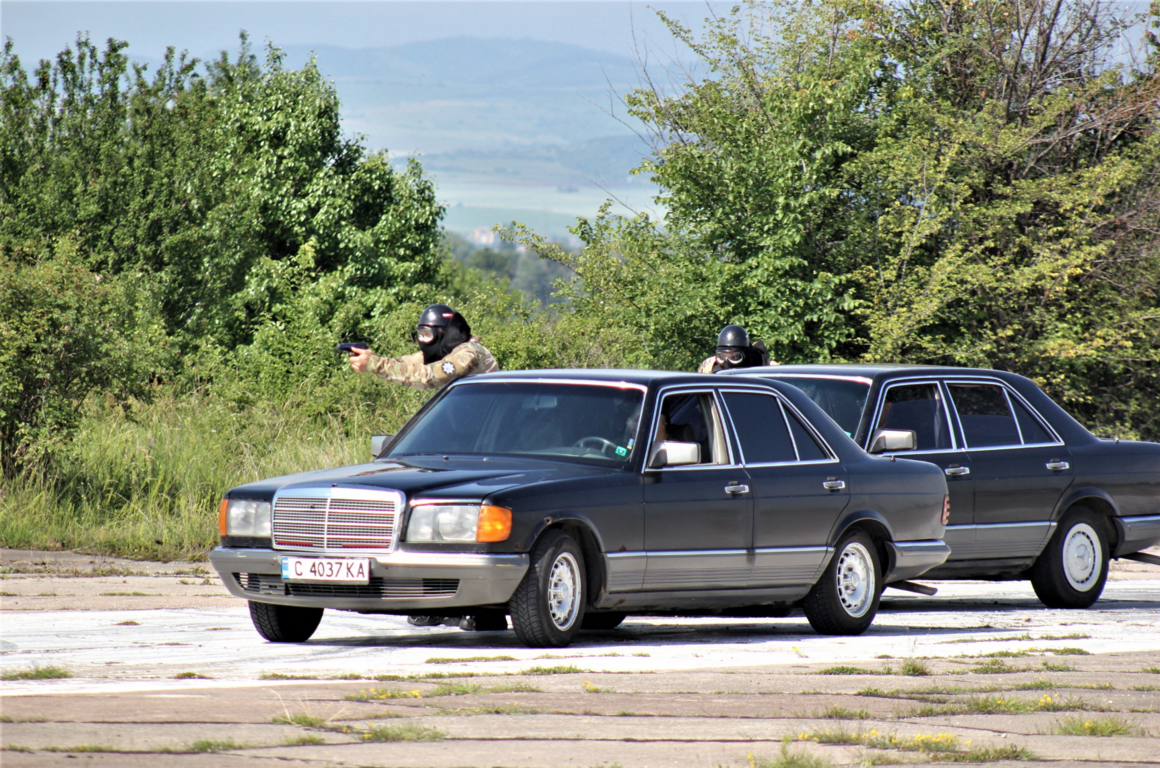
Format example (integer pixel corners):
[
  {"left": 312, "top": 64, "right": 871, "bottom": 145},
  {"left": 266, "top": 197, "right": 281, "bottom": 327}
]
[
  {"left": 272, "top": 488, "right": 401, "bottom": 550},
  {"left": 235, "top": 573, "right": 459, "bottom": 599}
]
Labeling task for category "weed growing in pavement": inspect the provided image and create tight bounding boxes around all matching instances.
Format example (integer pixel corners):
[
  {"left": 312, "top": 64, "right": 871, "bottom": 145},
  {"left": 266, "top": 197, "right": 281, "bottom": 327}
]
[
  {"left": 39, "top": 745, "right": 116, "bottom": 753},
  {"left": 2, "top": 745, "right": 34, "bottom": 752},
  {"left": 1132, "top": 685, "right": 1160, "bottom": 691},
  {"left": 346, "top": 687, "right": 423, "bottom": 701},
  {"left": 486, "top": 682, "right": 541, "bottom": 693},
  {"left": 273, "top": 713, "right": 330, "bottom": 728},
  {"left": 360, "top": 723, "right": 444, "bottom": 742},
  {"left": 817, "top": 666, "right": 881, "bottom": 675},
  {"left": 816, "top": 706, "right": 871, "bottom": 720},
  {"left": 428, "top": 682, "right": 483, "bottom": 696},
  {"left": 1142, "top": 667, "right": 1160, "bottom": 674},
  {"left": 0, "top": 665, "right": 71, "bottom": 680},
  {"left": 521, "top": 664, "right": 585, "bottom": 675},
  {"left": 425, "top": 655, "right": 517, "bottom": 664},
  {"left": 971, "top": 659, "right": 1030, "bottom": 674},
  {"left": 1050, "top": 647, "right": 1091, "bottom": 656},
  {"left": 938, "top": 633, "right": 1090, "bottom": 644},
  {"left": 1051, "top": 715, "right": 1141, "bottom": 736},
  {"left": 900, "top": 659, "right": 931, "bottom": 677},
  {"left": 114, "top": 620, "right": 140, "bottom": 626},
  {"left": 1041, "top": 661, "right": 1075, "bottom": 672},
  {"left": 282, "top": 734, "right": 326, "bottom": 746},
  {"left": 980, "top": 650, "right": 1031, "bottom": 658},
  {"left": 172, "top": 671, "right": 211, "bottom": 679},
  {"left": 749, "top": 738, "right": 834, "bottom": 768},
  {"left": 439, "top": 704, "right": 537, "bottom": 715},
  {"left": 794, "top": 727, "right": 1036, "bottom": 762},
  {"left": 187, "top": 739, "right": 245, "bottom": 753},
  {"left": 582, "top": 680, "right": 614, "bottom": 693}
]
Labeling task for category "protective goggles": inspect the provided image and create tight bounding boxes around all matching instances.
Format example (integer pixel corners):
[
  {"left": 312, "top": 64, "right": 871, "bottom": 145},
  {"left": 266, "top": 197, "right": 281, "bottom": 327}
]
[
  {"left": 416, "top": 326, "right": 438, "bottom": 344},
  {"left": 715, "top": 348, "right": 746, "bottom": 365}
]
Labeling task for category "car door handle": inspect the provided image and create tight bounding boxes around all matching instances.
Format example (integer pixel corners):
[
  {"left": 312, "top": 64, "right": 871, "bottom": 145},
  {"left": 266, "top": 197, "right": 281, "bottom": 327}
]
[
  {"left": 724, "top": 484, "right": 749, "bottom": 495},
  {"left": 823, "top": 480, "right": 846, "bottom": 491},
  {"left": 944, "top": 466, "right": 971, "bottom": 477},
  {"left": 1045, "top": 461, "right": 1070, "bottom": 472}
]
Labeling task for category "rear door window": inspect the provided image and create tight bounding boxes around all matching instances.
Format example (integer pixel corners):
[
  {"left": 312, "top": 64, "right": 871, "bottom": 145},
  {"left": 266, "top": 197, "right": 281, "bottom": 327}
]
[
  {"left": 947, "top": 383, "right": 1021, "bottom": 448},
  {"left": 721, "top": 391, "right": 797, "bottom": 464},
  {"left": 876, "top": 383, "right": 954, "bottom": 451}
]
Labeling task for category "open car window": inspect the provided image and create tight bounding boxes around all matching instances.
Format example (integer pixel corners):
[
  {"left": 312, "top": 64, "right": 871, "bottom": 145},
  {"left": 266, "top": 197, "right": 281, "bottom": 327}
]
[
  {"left": 654, "top": 391, "right": 729, "bottom": 465},
  {"left": 388, "top": 382, "right": 644, "bottom": 466}
]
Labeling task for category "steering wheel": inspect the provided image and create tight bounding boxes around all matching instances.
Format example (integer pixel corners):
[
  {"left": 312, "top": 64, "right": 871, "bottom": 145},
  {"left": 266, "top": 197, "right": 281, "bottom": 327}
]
[{"left": 573, "top": 436, "right": 620, "bottom": 457}]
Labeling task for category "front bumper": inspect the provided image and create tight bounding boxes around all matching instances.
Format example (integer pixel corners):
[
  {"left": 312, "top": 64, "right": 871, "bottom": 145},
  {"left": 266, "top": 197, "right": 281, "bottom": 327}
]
[
  {"left": 209, "top": 547, "right": 529, "bottom": 612},
  {"left": 883, "top": 540, "right": 951, "bottom": 584},
  {"left": 1113, "top": 515, "right": 1160, "bottom": 558}
]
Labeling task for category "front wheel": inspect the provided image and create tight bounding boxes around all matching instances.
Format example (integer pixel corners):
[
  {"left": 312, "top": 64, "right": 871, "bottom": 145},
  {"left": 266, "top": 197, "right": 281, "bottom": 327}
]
[
  {"left": 803, "top": 530, "right": 881, "bottom": 635},
  {"left": 510, "top": 530, "right": 585, "bottom": 647},
  {"left": 249, "top": 602, "right": 323, "bottom": 642},
  {"left": 1029, "top": 507, "right": 1109, "bottom": 608}
]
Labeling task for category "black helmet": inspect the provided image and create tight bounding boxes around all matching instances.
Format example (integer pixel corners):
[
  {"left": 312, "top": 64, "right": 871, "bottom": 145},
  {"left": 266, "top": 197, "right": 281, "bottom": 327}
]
[
  {"left": 716, "top": 324, "right": 749, "bottom": 348},
  {"left": 418, "top": 304, "right": 457, "bottom": 328}
]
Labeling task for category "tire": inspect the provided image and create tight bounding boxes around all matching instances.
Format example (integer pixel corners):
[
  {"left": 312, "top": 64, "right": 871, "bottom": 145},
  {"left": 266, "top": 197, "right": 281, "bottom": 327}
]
[
  {"left": 248, "top": 601, "right": 323, "bottom": 643},
  {"left": 510, "top": 530, "right": 586, "bottom": 648},
  {"left": 581, "top": 611, "right": 626, "bottom": 631},
  {"left": 1029, "top": 507, "right": 1109, "bottom": 608},
  {"left": 803, "top": 530, "right": 881, "bottom": 635}
]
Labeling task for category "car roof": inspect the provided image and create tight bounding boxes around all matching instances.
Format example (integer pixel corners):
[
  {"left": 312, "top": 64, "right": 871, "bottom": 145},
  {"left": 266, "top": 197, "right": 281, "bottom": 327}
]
[{"left": 720, "top": 363, "right": 1029, "bottom": 383}]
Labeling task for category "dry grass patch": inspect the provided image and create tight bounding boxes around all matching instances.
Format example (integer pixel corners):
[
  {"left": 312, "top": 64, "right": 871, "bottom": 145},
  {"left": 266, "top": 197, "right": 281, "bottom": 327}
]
[{"left": 0, "top": 665, "right": 71, "bottom": 680}]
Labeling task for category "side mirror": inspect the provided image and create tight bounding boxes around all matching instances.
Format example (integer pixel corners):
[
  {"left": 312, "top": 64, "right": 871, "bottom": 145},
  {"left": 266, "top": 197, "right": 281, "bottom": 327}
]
[
  {"left": 868, "top": 428, "right": 916, "bottom": 454},
  {"left": 371, "top": 434, "right": 394, "bottom": 457},
  {"left": 646, "top": 440, "right": 701, "bottom": 468}
]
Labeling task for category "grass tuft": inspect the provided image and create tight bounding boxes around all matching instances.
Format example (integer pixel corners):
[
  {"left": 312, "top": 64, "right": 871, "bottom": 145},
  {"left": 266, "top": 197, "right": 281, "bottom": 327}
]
[
  {"left": 0, "top": 665, "right": 72, "bottom": 680},
  {"left": 425, "top": 655, "right": 517, "bottom": 664},
  {"left": 1052, "top": 715, "right": 1140, "bottom": 736},
  {"left": 817, "top": 666, "right": 879, "bottom": 675},
  {"left": 816, "top": 706, "right": 870, "bottom": 720},
  {"left": 188, "top": 739, "right": 244, "bottom": 753},
  {"left": 900, "top": 658, "right": 931, "bottom": 677},
  {"left": 750, "top": 738, "right": 833, "bottom": 768},
  {"left": 172, "top": 671, "right": 211, "bottom": 679},
  {"left": 521, "top": 664, "right": 584, "bottom": 675},
  {"left": 360, "top": 723, "right": 445, "bottom": 742},
  {"left": 282, "top": 734, "right": 326, "bottom": 746}
]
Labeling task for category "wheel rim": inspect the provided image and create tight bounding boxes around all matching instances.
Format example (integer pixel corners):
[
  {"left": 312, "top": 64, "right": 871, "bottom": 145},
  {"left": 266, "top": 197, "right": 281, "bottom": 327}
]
[
  {"left": 547, "top": 551, "right": 581, "bottom": 631},
  {"left": 836, "top": 542, "right": 875, "bottom": 618},
  {"left": 1062, "top": 522, "right": 1101, "bottom": 591}
]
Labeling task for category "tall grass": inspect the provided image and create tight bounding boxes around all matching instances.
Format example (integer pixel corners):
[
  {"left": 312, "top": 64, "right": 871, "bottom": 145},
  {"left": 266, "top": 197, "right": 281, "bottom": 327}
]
[{"left": 0, "top": 379, "right": 424, "bottom": 560}]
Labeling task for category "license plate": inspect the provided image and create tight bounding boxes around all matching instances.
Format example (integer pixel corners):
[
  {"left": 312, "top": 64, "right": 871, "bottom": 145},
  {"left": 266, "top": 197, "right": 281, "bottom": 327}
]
[{"left": 281, "top": 557, "right": 370, "bottom": 584}]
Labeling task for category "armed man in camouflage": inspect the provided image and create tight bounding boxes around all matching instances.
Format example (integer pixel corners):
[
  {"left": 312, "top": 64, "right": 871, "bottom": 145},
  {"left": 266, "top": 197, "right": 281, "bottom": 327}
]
[
  {"left": 347, "top": 303, "right": 501, "bottom": 632},
  {"left": 697, "top": 324, "right": 773, "bottom": 373},
  {"left": 348, "top": 304, "right": 498, "bottom": 389}
]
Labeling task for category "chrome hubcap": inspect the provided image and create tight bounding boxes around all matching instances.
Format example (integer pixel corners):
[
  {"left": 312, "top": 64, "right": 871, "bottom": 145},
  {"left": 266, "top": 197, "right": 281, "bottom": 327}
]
[
  {"left": 547, "top": 552, "right": 581, "bottom": 630},
  {"left": 836, "top": 542, "right": 874, "bottom": 618},
  {"left": 1062, "top": 523, "right": 1101, "bottom": 591}
]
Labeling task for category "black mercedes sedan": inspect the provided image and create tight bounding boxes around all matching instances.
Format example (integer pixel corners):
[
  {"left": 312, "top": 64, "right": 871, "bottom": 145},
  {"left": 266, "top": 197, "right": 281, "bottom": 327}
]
[
  {"left": 210, "top": 370, "right": 949, "bottom": 648},
  {"left": 724, "top": 365, "right": 1160, "bottom": 608}
]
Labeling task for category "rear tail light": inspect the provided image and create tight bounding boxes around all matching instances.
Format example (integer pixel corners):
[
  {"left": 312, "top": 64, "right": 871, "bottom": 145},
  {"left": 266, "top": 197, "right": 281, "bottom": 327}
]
[{"left": 941, "top": 495, "right": 951, "bottom": 526}]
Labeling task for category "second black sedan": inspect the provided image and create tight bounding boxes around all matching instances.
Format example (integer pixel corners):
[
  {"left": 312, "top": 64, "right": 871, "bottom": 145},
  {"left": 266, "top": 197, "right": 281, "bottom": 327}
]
[
  {"left": 726, "top": 364, "right": 1160, "bottom": 608},
  {"left": 210, "top": 370, "right": 949, "bottom": 647}
]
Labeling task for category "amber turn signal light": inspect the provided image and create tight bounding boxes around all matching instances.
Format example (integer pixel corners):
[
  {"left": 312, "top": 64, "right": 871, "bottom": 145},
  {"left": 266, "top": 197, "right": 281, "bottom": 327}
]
[
  {"left": 476, "top": 505, "right": 512, "bottom": 542},
  {"left": 218, "top": 498, "right": 230, "bottom": 537}
]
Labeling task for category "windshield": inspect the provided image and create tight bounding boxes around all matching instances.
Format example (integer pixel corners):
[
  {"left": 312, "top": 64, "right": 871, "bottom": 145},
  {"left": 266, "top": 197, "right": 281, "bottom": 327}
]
[
  {"left": 768, "top": 376, "right": 870, "bottom": 437},
  {"left": 388, "top": 381, "right": 645, "bottom": 466}
]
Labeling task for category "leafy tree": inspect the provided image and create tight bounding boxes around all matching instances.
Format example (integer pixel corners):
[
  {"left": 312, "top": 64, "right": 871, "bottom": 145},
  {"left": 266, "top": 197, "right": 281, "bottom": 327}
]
[{"left": 518, "top": 0, "right": 1160, "bottom": 438}]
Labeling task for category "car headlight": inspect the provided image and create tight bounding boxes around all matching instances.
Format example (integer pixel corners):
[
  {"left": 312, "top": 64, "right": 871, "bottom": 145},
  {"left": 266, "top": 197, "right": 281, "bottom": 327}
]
[
  {"left": 406, "top": 504, "right": 512, "bottom": 543},
  {"left": 218, "top": 498, "right": 272, "bottom": 538}
]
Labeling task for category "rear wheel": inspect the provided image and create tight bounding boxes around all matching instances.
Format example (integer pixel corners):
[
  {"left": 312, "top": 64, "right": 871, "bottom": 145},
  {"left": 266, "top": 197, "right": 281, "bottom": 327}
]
[
  {"left": 510, "top": 530, "right": 585, "bottom": 647},
  {"left": 249, "top": 602, "right": 323, "bottom": 642},
  {"left": 1029, "top": 507, "right": 1109, "bottom": 608},
  {"left": 803, "top": 530, "right": 881, "bottom": 635}
]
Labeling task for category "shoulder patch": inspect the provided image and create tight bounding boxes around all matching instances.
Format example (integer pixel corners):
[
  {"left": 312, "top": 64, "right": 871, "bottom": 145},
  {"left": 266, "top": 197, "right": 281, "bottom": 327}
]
[{"left": 441, "top": 361, "right": 457, "bottom": 375}]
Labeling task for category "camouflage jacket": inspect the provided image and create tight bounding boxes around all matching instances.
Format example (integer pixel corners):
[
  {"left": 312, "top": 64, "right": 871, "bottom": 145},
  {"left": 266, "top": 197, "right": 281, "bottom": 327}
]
[{"left": 367, "top": 337, "right": 499, "bottom": 391}]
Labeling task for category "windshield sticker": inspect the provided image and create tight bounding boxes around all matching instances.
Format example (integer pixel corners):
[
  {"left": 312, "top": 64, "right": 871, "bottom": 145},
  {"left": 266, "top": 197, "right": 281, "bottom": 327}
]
[{"left": 615, "top": 446, "right": 628, "bottom": 456}]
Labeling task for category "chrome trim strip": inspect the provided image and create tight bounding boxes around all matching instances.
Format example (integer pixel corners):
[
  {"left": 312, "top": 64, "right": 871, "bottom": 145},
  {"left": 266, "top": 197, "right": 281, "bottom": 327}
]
[
  {"left": 606, "top": 551, "right": 647, "bottom": 559},
  {"left": 647, "top": 549, "right": 749, "bottom": 557},
  {"left": 753, "top": 373, "right": 875, "bottom": 386},
  {"left": 753, "top": 546, "right": 831, "bottom": 555}
]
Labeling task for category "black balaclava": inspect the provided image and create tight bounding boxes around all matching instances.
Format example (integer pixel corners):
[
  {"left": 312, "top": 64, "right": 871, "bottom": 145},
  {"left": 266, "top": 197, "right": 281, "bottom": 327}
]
[{"left": 417, "top": 304, "right": 472, "bottom": 364}]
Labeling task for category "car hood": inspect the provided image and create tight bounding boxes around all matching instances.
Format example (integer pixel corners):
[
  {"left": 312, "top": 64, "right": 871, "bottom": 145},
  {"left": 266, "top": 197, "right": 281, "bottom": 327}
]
[{"left": 225, "top": 455, "right": 615, "bottom": 503}]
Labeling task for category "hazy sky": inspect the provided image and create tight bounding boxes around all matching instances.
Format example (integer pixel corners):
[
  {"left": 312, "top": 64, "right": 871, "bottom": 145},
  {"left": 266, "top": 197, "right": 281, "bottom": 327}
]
[{"left": 1, "top": 1, "right": 725, "bottom": 65}]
